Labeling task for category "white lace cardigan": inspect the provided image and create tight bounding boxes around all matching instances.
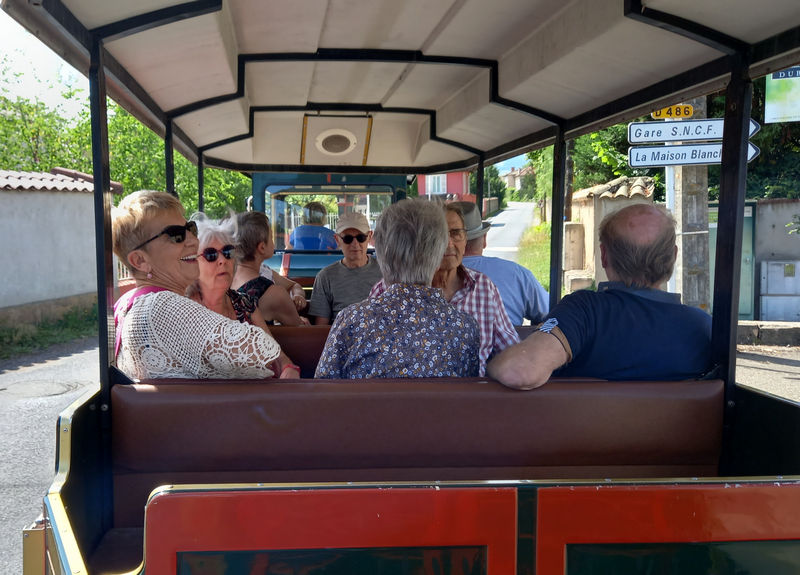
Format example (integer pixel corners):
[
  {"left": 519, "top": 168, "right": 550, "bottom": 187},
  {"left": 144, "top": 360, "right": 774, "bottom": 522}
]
[{"left": 116, "top": 290, "right": 280, "bottom": 380}]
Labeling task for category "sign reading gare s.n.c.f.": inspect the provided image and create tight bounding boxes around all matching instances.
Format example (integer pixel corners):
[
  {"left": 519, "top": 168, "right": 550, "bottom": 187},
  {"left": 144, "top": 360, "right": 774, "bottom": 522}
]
[{"left": 627, "top": 118, "right": 760, "bottom": 168}]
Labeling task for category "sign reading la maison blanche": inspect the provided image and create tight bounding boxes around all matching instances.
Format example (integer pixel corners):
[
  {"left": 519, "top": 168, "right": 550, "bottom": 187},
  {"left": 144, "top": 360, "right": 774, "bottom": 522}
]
[
  {"left": 628, "top": 118, "right": 760, "bottom": 144},
  {"left": 628, "top": 142, "right": 760, "bottom": 168}
]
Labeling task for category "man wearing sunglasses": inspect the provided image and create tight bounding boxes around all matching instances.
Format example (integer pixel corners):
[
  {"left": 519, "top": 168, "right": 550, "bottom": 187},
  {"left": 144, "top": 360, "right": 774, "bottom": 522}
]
[{"left": 309, "top": 212, "right": 383, "bottom": 325}]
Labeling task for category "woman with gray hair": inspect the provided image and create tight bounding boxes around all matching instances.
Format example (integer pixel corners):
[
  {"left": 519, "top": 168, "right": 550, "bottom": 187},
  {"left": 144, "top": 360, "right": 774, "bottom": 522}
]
[
  {"left": 187, "top": 213, "right": 300, "bottom": 378},
  {"left": 315, "top": 198, "right": 479, "bottom": 379},
  {"left": 112, "top": 191, "right": 283, "bottom": 380}
]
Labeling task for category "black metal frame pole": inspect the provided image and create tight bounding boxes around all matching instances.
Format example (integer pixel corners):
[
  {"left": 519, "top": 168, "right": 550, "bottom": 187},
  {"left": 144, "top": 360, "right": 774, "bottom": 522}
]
[
  {"left": 712, "top": 56, "right": 752, "bottom": 472},
  {"left": 476, "top": 156, "right": 485, "bottom": 215},
  {"left": 165, "top": 118, "right": 176, "bottom": 196},
  {"left": 88, "top": 33, "right": 115, "bottom": 537},
  {"left": 197, "top": 153, "right": 205, "bottom": 212},
  {"left": 549, "top": 129, "right": 567, "bottom": 308},
  {"left": 89, "top": 38, "right": 113, "bottom": 391}
]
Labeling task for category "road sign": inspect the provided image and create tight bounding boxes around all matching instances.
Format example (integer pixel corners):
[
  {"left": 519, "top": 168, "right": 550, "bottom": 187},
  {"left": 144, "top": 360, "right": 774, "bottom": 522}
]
[
  {"left": 628, "top": 142, "right": 760, "bottom": 168},
  {"left": 628, "top": 118, "right": 761, "bottom": 144},
  {"left": 651, "top": 104, "right": 693, "bottom": 119}
]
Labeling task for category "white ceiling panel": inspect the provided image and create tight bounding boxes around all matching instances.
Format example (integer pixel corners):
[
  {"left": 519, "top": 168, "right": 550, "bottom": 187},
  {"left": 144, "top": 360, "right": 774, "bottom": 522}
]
[
  {"left": 106, "top": 13, "right": 236, "bottom": 112},
  {"left": 252, "top": 113, "right": 305, "bottom": 165},
  {"left": 229, "top": 0, "right": 328, "bottom": 53},
  {"left": 501, "top": 17, "right": 720, "bottom": 118},
  {"left": 366, "top": 114, "right": 428, "bottom": 166},
  {"left": 174, "top": 99, "right": 249, "bottom": 149},
  {"left": 384, "top": 64, "right": 484, "bottom": 110},
  {"left": 439, "top": 104, "right": 550, "bottom": 150},
  {"left": 308, "top": 62, "right": 407, "bottom": 103},
  {"left": 425, "top": 0, "right": 570, "bottom": 60},
  {"left": 645, "top": 0, "right": 800, "bottom": 44},
  {"left": 245, "top": 62, "right": 315, "bottom": 106},
  {"left": 62, "top": 0, "right": 188, "bottom": 29},
  {"left": 6, "top": 0, "right": 800, "bottom": 170},
  {"left": 319, "top": 0, "right": 455, "bottom": 50},
  {"left": 205, "top": 139, "right": 254, "bottom": 166}
]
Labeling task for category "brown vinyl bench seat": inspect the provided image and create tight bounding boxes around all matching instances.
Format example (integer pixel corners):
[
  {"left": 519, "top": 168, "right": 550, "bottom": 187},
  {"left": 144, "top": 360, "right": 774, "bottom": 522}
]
[{"left": 110, "top": 377, "right": 723, "bottom": 528}]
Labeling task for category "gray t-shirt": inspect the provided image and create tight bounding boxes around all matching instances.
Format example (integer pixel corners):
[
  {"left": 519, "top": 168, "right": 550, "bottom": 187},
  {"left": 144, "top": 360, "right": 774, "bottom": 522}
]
[{"left": 309, "top": 257, "right": 383, "bottom": 322}]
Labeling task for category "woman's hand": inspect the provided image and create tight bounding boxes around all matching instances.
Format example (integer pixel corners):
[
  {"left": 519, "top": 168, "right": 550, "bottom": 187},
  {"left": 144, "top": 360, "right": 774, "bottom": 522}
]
[
  {"left": 279, "top": 364, "right": 301, "bottom": 379},
  {"left": 290, "top": 286, "right": 307, "bottom": 311},
  {"left": 291, "top": 293, "right": 307, "bottom": 311}
]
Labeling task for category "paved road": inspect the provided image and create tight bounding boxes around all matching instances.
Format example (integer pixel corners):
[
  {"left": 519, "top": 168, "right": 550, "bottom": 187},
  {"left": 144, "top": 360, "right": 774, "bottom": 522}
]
[
  {"left": 484, "top": 201, "right": 536, "bottom": 262},
  {"left": 0, "top": 338, "right": 98, "bottom": 574}
]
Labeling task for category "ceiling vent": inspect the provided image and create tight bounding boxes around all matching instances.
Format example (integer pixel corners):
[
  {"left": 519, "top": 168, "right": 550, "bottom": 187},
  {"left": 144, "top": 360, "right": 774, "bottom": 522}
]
[
  {"left": 316, "top": 129, "right": 357, "bottom": 156},
  {"left": 301, "top": 115, "right": 372, "bottom": 165}
]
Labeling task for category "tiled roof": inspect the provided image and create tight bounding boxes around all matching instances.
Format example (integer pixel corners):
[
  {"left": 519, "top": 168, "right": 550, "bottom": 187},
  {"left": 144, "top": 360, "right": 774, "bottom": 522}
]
[
  {"left": 502, "top": 165, "right": 534, "bottom": 177},
  {"left": 572, "top": 176, "right": 654, "bottom": 201},
  {"left": 0, "top": 168, "right": 123, "bottom": 194}
]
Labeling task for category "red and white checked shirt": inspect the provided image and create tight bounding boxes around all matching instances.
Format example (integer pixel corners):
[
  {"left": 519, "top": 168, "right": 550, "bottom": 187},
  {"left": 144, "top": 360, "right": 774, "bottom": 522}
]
[{"left": 370, "top": 267, "right": 519, "bottom": 375}]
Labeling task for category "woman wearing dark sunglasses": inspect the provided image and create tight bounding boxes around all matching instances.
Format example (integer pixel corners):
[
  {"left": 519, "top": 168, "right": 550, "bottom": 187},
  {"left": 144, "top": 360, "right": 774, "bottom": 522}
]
[
  {"left": 187, "top": 214, "right": 301, "bottom": 378},
  {"left": 111, "top": 191, "right": 286, "bottom": 380}
]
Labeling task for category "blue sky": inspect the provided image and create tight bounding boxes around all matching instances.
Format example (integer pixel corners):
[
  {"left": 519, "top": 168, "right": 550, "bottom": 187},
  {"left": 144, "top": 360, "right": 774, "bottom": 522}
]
[{"left": 493, "top": 155, "right": 528, "bottom": 174}]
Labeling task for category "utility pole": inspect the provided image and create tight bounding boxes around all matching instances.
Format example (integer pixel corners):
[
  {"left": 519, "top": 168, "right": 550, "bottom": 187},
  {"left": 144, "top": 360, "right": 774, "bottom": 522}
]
[{"left": 672, "top": 96, "right": 711, "bottom": 311}]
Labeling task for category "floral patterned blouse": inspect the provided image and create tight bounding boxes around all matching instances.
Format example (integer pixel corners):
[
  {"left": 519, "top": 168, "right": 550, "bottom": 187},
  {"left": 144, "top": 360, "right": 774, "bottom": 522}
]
[{"left": 315, "top": 283, "right": 480, "bottom": 379}]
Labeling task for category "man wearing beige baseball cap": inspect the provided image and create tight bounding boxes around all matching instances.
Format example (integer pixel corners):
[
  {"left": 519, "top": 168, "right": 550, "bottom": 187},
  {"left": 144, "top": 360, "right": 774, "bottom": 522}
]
[{"left": 309, "top": 211, "right": 383, "bottom": 324}]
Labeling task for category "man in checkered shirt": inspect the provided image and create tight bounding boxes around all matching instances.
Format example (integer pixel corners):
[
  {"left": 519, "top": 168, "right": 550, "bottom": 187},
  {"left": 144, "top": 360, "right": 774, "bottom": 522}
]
[{"left": 371, "top": 201, "right": 518, "bottom": 375}]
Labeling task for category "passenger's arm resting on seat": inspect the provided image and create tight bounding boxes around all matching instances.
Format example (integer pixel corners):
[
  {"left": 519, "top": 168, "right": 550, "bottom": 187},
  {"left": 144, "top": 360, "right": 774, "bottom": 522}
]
[{"left": 487, "top": 329, "right": 569, "bottom": 390}]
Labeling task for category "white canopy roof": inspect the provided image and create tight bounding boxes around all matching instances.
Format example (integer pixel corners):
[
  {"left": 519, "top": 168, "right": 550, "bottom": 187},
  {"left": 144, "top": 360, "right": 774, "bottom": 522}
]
[{"left": 3, "top": 0, "right": 799, "bottom": 173}]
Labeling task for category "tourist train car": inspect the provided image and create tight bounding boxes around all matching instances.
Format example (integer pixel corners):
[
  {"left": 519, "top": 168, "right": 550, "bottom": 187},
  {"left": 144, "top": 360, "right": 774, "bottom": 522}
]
[
  {"left": 4, "top": 0, "right": 800, "bottom": 573},
  {"left": 253, "top": 172, "right": 408, "bottom": 287}
]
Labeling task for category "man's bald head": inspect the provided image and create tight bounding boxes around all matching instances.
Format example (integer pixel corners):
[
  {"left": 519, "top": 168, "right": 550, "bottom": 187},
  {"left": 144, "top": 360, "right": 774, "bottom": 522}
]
[{"left": 599, "top": 204, "right": 677, "bottom": 288}]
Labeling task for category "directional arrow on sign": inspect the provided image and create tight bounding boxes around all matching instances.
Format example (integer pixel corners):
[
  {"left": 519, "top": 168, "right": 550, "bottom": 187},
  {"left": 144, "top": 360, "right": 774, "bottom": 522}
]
[
  {"left": 628, "top": 142, "right": 760, "bottom": 168},
  {"left": 628, "top": 118, "right": 761, "bottom": 144}
]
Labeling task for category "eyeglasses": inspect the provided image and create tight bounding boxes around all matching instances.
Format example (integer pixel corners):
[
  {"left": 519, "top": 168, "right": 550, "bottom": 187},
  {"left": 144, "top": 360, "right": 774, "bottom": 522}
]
[
  {"left": 449, "top": 228, "right": 466, "bottom": 241},
  {"left": 200, "top": 245, "right": 236, "bottom": 262},
  {"left": 339, "top": 233, "right": 368, "bottom": 244},
  {"left": 133, "top": 221, "right": 198, "bottom": 251}
]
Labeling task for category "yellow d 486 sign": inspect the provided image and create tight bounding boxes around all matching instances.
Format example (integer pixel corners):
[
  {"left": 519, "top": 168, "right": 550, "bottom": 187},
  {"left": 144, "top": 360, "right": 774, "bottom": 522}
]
[{"left": 651, "top": 104, "right": 693, "bottom": 119}]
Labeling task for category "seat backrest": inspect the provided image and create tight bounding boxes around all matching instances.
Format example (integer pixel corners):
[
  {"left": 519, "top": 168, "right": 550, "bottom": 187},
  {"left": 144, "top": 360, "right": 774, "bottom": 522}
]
[
  {"left": 110, "top": 378, "right": 724, "bottom": 527},
  {"left": 270, "top": 325, "right": 330, "bottom": 377},
  {"left": 270, "top": 325, "right": 534, "bottom": 378}
]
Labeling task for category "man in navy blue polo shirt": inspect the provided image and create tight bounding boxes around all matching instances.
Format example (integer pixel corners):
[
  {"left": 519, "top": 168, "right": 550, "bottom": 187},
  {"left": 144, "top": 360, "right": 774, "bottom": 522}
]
[{"left": 487, "top": 203, "right": 712, "bottom": 389}]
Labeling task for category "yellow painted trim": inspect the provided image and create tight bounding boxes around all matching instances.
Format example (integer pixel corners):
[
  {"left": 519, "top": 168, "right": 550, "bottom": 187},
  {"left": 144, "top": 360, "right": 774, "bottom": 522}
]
[
  {"left": 43, "top": 384, "right": 145, "bottom": 575},
  {"left": 362, "top": 116, "right": 373, "bottom": 165},
  {"left": 40, "top": 387, "right": 99, "bottom": 574},
  {"left": 300, "top": 116, "right": 308, "bottom": 164},
  {"left": 22, "top": 520, "right": 45, "bottom": 575}
]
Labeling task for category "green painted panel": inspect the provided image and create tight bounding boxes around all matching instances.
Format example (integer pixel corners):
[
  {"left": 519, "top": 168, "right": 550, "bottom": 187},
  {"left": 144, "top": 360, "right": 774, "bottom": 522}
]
[{"left": 567, "top": 540, "right": 800, "bottom": 575}]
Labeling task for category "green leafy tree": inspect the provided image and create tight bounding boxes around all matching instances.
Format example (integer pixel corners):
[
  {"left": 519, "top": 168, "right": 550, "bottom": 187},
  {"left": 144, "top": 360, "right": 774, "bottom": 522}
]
[
  {"left": 469, "top": 165, "right": 507, "bottom": 206},
  {"left": 527, "top": 146, "right": 553, "bottom": 202},
  {"left": 708, "top": 77, "right": 800, "bottom": 200},
  {"left": 788, "top": 214, "right": 800, "bottom": 235},
  {"left": 63, "top": 101, "right": 250, "bottom": 216},
  {"left": 571, "top": 122, "right": 664, "bottom": 199},
  {"left": 0, "top": 56, "right": 78, "bottom": 170},
  {"left": 513, "top": 171, "right": 536, "bottom": 201}
]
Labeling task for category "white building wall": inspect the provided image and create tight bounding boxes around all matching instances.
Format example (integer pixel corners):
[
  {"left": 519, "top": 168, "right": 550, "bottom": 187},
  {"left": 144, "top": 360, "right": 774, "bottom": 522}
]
[
  {"left": 755, "top": 198, "right": 800, "bottom": 262},
  {"left": 1, "top": 189, "right": 96, "bottom": 307}
]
